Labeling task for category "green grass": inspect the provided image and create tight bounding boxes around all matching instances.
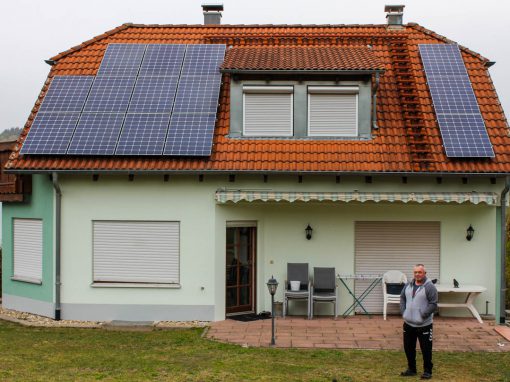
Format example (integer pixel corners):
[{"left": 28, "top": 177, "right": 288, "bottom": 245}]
[{"left": 0, "top": 321, "right": 509, "bottom": 381}]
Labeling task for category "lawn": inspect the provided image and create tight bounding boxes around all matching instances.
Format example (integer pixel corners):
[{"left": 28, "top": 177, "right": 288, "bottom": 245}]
[{"left": 0, "top": 320, "right": 509, "bottom": 382}]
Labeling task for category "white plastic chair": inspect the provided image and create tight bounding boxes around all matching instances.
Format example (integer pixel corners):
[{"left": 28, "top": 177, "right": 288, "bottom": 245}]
[{"left": 382, "top": 270, "right": 408, "bottom": 320}]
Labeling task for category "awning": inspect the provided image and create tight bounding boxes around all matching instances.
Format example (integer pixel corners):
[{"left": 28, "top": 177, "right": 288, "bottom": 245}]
[{"left": 215, "top": 190, "right": 500, "bottom": 205}]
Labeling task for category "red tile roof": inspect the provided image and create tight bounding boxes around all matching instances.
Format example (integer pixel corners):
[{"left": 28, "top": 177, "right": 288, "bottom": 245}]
[
  {"left": 221, "top": 46, "right": 384, "bottom": 72},
  {"left": 6, "top": 23, "right": 510, "bottom": 174}
]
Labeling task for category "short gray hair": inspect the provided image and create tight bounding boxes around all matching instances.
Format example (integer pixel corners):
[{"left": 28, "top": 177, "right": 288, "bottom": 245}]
[{"left": 414, "top": 264, "right": 426, "bottom": 271}]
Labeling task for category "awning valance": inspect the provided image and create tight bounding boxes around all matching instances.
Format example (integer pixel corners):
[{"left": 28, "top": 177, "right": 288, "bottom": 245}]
[{"left": 215, "top": 190, "right": 500, "bottom": 205}]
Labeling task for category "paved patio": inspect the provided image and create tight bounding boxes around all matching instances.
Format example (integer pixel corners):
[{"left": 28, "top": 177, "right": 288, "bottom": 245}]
[{"left": 207, "top": 316, "right": 510, "bottom": 352}]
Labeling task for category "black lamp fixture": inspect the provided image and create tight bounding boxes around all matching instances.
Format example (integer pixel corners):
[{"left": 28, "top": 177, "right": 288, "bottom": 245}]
[
  {"left": 466, "top": 225, "right": 475, "bottom": 241},
  {"left": 266, "top": 275, "right": 279, "bottom": 346},
  {"left": 305, "top": 224, "right": 313, "bottom": 240}
]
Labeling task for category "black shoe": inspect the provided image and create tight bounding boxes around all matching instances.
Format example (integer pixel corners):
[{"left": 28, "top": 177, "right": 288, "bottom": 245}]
[
  {"left": 421, "top": 372, "right": 432, "bottom": 379},
  {"left": 400, "top": 369, "right": 417, "bottom": 377}
]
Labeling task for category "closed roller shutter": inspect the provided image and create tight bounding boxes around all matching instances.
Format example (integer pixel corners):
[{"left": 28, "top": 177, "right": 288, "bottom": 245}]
[
  {"left": 354, "top": 221, "right": 440, "bottom": 313},
  {"left": 13, "top": 218, "right": 43, "bottom": 283},
  {"left": 308, "top": 93, "right": 357, "bottom": 136},
  {"left": 243, "top": 92, "right": 293, "bottom": 136},
  {"left": 93, "top": 221, "right": 180, "bottom": 284}
]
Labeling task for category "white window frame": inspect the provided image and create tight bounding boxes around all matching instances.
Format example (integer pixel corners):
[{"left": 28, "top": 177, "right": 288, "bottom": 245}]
[
  {"left": 92, "top": 220, "right": 180, "bottom": 287},
  {"left": 307, "top": 86, "right": 359, "bottom": 137},
  {"left": 242, "top": 86, "right": 294, "bottom": 137},
  {"left": 12, "top": 218, "right": 43, "bottom": 284}
]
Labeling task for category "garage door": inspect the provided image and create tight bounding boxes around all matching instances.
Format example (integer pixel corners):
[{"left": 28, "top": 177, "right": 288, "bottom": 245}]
[{"left": 354, "top": 221, "right": 440, "bottom": 314}]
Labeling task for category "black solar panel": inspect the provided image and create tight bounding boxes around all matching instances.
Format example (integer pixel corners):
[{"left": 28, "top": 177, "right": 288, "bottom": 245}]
[
  {"left": 173, "top": 75, "right": 222, "bottom": 114},
  {"left": 139, "top": 44, "right": 186, "bottom": 77},
  {"left": 97, "top": 44, "right": 146, "bottom": 77},
  {"left": 20, "top": 113, "right": 80, "bottom": 155},
  {"left": 181, "top": 44, "right": 226, "bottom": 75},
  {"left": 67, "top": 113, "right": 125, "bottom": 155},
  {"left": 163, "top": 113, "right": 217, "bottom": 156},
  {"left": 38, "top": 76, "right": 94, "bottom": 113},
  {"left": 116, "top": 114, "right": 171, "bottom": 155},
  {"left": 419, "top": 44, "right": 494, "bottom": 158},
  {"left": 128, "top": 76, "right": 179, "bottom": 114},
  {"left": 82, "top": 77, "right": 136, "bottom": 113}
]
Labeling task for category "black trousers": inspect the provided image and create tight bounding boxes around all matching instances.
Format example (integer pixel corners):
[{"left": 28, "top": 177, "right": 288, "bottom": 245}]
[{"left": 403, "top": 322, "right": 433, "bottom": 373}]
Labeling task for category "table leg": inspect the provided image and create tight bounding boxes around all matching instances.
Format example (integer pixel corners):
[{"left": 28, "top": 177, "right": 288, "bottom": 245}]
[{"left": 465, "top": 292, "right": 484, "bottom": 324}]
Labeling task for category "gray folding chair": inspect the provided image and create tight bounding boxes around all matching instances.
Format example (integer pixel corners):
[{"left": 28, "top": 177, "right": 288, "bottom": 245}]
[
  {"left": 310, "top": 267, "right": 337, "bottom": 319},
  {"left": 283, "top": 263, "right": 311, "bottom": 318}
]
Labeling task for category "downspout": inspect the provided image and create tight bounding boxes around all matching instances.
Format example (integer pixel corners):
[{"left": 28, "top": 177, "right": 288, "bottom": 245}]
[
  {"left": 499, "top": 176, "right": 510, "bottom": 324},
  {"left": 372, "top": 72, "right": 380, "bottom": 129},
  {"left": 51, "top": 172, "right": 62, "bottom": 321}
]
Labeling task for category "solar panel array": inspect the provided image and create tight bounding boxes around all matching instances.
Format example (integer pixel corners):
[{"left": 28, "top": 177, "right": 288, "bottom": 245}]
[
  {"left": 419, "top": 44, "right": 494, "bottom": 158},
  {"left": 20, "top": 43, "right": 225, "bottom": 156}
]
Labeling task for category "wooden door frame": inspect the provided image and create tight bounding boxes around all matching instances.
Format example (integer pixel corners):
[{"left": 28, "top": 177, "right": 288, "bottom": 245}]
[{"left": 225, "top": 223, "right": 257, "bottom": 316}]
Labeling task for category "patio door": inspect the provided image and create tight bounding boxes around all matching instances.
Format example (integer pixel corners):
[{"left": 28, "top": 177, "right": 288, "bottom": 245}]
[{"left": 226, "top": 225, "right": 256, "bottom": 315}]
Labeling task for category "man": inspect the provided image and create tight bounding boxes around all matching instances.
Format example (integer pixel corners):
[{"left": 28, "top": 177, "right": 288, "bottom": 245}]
[{"left": 400, "top": 264, "right": 438, "bottom": 380}]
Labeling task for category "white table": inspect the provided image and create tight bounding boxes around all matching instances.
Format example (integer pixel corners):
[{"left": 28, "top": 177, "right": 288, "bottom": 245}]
[{"left": 435, "top": 284, "right": 487, "bottom": 324}]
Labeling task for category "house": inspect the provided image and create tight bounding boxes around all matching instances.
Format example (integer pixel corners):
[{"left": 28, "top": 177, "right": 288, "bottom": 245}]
[{"left": 1, "top": 5, "right": 508, "bottom": 323}]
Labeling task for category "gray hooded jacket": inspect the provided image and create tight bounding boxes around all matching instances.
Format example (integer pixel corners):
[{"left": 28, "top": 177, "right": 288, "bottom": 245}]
[{"left": 400, "top": 277, "right": 438, "bottom": 327}]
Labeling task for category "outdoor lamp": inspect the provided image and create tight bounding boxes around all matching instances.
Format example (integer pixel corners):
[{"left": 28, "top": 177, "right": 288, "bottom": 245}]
[
  {"left": 305, "top": 224, "right": 313, "bottom": 240},
  {"left": 466, "top": 225, "right": 475, "bottom": 241},
  {"left": 266, "top": 275, "right": 279, "bottom": 346}
]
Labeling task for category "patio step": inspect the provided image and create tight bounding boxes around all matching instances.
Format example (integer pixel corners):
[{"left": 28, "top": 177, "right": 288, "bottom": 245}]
[{"left": 103, "top": 320, "right": 155, "bottom": 331}]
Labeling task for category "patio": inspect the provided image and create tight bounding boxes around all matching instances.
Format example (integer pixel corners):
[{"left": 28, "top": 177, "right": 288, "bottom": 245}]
[{"left": 207, "top": 316, "right": 510, "bottom": 352}]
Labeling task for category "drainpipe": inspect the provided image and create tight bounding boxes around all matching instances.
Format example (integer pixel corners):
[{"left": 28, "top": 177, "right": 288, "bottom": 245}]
[
  {"left": 499, "top": 176, "right": 510, "bottom": 324},
  {"left": 372, "top": 72, "right": 380, "bottom": 129},
  {"left": 51, "top": 172, "right": 62, "bottom": 321}
]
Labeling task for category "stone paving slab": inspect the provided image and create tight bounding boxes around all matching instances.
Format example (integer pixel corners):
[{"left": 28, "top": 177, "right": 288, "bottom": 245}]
[{"left": 207, "top": 316, "right": 510, "bottom": 352}]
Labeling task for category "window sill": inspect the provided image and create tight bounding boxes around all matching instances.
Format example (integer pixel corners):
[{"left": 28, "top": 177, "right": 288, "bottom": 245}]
[
  {"left": 91, "top": 282, "right": 181, "bottom": 289},
  {"left": 11, "top": 276, "right": 42, "bottom": 285}
]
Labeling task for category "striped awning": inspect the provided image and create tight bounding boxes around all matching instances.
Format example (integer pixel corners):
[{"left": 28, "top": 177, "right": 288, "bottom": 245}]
[{"left": 215, "top": 190, "right": 500, "bottom": 205}]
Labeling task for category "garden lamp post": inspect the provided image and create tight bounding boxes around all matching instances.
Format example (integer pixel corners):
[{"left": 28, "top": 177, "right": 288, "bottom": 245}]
[{"left": 266, "top": 275, "right": 279, "bottom": 346}]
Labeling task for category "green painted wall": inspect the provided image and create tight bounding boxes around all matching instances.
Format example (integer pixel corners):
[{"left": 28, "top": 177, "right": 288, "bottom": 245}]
[{"left": 2, "top": 174, "right": 54, "bottom": 302}]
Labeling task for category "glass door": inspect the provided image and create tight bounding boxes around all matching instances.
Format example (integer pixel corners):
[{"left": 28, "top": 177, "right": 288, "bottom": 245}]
[{"left": 225, "top": 226, "right": 256, "bottom": 314}]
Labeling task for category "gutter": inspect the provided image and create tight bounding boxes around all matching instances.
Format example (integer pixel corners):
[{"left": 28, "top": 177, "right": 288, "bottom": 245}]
[
  {"left": 499, "top": 176, "right": 510, "bottom": 324},
  {"left": 220, "top": 69, "right": 385, "bottom": 76},
  {"left": 372, "top": 72, "right": 380, "bottom": 129},
  {"left": 51, "top": 172, "right": 62, "bottom": 321}
]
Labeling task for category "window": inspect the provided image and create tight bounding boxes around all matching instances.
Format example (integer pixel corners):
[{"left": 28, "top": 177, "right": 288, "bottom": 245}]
[
  {"left": 93, "top": 221, "right": 180, "bottom": 284},
  {"left": 13, "top": 218, "right": 43, "bottom": 284},
  {"left": 243, "top": 86, "right": 293, "bottom": 136},
  {"left": 308, "top": 86, "right": 358, "bottom": 136}
]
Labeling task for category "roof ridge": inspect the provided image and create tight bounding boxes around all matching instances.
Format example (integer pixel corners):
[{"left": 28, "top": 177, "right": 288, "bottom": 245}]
[
  {"left": 407, "top": 23, "right": 490, "bottom": 62},
  {"left": 50, "top": 23, "right": 134, "bottom": 62}
]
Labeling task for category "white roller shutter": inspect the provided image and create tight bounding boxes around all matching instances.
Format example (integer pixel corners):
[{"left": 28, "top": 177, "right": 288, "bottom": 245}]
[
  {"left": 243, "top": 88, "right": 293, "bottom": 136},
  {"left": 354, "top": 221, "right": 440, "bottom": 313},
  {"left": 13, "top": 218, "right": 43, "bottom": 283},
  {"left": 308, "top": 93, "right": 358, "bottom": 136},
  {"left": 93, "top": 221, "right": 180, "bottom": 284}
]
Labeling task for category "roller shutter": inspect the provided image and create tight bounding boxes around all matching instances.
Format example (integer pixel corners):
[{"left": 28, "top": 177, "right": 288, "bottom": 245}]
[
  {"left": 308, "top": 93, "right": 358, "bottom": 136},
  {"left": 243, "top": 90, "right": 293, "bottom": 136},
  {"left": 93, "top": 221, "right": 180, "bottom": 284},
  {"left": 354, "top": 221, "right": 440, "bottom": 313},
  {"left": 13, "top": 218, "right": 43, "bottom": 283}
]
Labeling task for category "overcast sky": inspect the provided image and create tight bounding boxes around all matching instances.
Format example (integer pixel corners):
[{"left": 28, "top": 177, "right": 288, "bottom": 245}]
[{"left": 0, "top": 0, "right": 508, "bottom": 132}]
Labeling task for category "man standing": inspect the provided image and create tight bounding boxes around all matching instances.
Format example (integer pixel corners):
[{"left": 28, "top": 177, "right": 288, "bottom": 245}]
[{"left": 400, "top": 264, "right": 438, "bottom": 380}]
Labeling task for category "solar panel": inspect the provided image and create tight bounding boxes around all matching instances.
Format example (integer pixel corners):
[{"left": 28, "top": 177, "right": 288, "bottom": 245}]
[
  {"left": 20, "top": 113, "right": 80, "bottom": 155},
  {"left": 67, "top": 113, "right": 125, "bottom": 155},
  {"left": 116, "top": 114, "right": 171, "bottom": 155},
  {"left": 128, "top": 76, "right": 179, "bottom": 114},
  {"left": 97, "top": 44, "right": 146, "bottom": 77},
  {"left": 419, "top": 44, "right": 494, "bottom": 158},
  {"left": 139, "top": 44, "right": 186, "bottom": 77},
  {"left": 38, "top": 76, "right": 94, "bottom": 113},
  {"left": 181, "top": 44, "right": 226, "bottom": 75},
  {"left": 82, "top": 77, "right": 136, "bottom": 113},
  {"left": 163, "top": 113, "right": 216, "bottom": 156},
  {"left": 173, "top": 75, "right": 222, "bottom": 113}
]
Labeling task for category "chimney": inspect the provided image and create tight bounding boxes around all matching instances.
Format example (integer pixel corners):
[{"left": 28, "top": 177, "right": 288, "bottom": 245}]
[
  {"left": 385, "top": 5, "right": 405, "bottom": 28},
  {"left": 202, "top": 3, "right": 223, "bottom": 25}
]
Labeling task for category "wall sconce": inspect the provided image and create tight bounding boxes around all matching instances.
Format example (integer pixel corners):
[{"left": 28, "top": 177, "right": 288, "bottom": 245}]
[
  {"left": 466, "top": 225, "right": 475, "bottom": 241},
  {"left": 305, "top": 224, "right": 313, "bottom": 240}
]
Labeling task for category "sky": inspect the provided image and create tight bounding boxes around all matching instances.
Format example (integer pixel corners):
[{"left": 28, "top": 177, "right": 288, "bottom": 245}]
[{"left": 0, "top": 0, "right": 509, "bottom": 132}]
